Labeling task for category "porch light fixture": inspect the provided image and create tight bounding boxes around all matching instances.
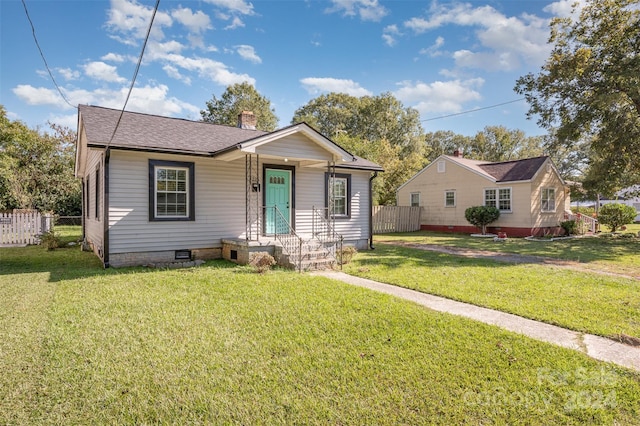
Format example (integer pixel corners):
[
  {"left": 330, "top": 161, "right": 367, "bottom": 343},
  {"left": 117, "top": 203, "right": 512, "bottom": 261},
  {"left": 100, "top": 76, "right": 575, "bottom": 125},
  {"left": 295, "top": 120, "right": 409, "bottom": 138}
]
[{"left": 284, "top": 158, "right": 288, "bottom": 162}]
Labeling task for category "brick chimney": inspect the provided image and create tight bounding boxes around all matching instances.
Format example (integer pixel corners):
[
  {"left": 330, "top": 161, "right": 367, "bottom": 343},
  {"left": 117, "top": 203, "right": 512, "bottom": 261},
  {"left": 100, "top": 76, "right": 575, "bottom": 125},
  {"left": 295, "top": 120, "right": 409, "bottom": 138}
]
[
  {"left": 453, "top": 149, "right": 463, "bottom": 158},
  {"left": 237, "top": 111, "right": 256, "bottom": 130}
]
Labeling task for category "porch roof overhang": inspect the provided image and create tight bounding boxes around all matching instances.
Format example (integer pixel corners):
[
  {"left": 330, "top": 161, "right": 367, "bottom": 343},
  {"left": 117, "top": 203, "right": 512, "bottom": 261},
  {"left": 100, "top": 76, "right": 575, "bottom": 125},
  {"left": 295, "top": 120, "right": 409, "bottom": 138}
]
[{"left": 212, "top": 123, "right": 355, "bottom": 166}]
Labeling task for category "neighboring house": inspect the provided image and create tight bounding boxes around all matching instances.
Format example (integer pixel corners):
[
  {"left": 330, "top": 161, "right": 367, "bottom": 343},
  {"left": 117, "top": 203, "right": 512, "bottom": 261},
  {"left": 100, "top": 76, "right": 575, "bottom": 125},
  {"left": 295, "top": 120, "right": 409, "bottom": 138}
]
[
  {"left": 75, "top": 105, "right": 383, "bottom": 268},
  {"left": 599, "top": 185, "right": 640, "bottom": 222},
  {"left": 396, "top": 151, "right": 570, "bottom": 237}
]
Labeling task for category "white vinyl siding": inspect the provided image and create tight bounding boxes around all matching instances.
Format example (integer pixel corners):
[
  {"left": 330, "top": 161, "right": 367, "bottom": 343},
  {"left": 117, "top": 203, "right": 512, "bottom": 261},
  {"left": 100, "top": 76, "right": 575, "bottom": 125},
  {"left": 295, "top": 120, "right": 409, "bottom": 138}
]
[
  {"left": 295, "top": 168, "right": 369, "bottom": 243},
  {"left": 109, "top": 151, "right": 246, "bottom": 254},
  {"left": 84, "top": 149, "right": 104, "bottom": 257},
  {"left": 255, "top": 133, "right": 334, "bottom": 161},
  {"left": 108, "top": 152, "right": 372, "bottom": 254},
  {"left": 541, "top": 188, "right": 556, "bottom": 212}
]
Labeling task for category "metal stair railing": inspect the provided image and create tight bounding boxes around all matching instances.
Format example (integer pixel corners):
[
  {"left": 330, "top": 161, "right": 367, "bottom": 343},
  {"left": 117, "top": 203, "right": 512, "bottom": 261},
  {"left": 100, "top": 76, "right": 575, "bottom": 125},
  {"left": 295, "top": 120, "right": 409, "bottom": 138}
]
[
  {"left": 312, "top": 207, "right": 343, "bottom": 269},
  {"left": 264, "top": 206, "right": 303, "bottom": 272}
]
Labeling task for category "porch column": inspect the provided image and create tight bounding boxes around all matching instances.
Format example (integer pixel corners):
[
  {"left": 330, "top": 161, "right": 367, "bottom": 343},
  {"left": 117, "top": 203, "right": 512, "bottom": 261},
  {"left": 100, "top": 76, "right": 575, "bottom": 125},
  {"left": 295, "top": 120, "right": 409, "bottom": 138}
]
[{"left": 245, "top": 154, "right": 260, "bottom": 241}]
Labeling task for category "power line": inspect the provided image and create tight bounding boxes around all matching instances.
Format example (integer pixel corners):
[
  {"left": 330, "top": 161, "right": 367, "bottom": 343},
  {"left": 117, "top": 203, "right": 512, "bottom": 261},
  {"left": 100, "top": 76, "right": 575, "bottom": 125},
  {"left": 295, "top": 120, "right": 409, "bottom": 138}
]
[
  {"left": 21, "top": 0, "right": 76, "bottom": 109},
  {"left": 107, "top": 0, "right": 160, "bottom": 147},
  {"left": 421, "top": 98, "right": 526, "bottom": 122}
]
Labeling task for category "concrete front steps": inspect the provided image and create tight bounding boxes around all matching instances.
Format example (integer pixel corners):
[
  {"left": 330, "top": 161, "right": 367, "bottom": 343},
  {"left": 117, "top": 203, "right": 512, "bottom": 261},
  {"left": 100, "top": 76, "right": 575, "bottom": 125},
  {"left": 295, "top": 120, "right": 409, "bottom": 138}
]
[{"left": 274, "top": 239, "right": 337, "bottom": 271}]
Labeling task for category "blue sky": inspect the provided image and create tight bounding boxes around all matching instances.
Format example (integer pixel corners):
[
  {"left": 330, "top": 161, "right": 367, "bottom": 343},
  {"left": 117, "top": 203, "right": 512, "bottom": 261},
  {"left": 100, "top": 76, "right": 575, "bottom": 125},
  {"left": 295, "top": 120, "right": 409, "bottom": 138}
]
[{"left": 1, "top": 0, "right": 582, "bottom": 136}]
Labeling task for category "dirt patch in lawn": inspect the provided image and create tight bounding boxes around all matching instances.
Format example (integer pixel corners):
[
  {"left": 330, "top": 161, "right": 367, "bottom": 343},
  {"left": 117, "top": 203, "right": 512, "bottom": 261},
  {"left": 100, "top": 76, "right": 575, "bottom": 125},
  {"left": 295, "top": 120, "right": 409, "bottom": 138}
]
[{"left": 377, "top": 240, "right": 640, "bottom": 281}]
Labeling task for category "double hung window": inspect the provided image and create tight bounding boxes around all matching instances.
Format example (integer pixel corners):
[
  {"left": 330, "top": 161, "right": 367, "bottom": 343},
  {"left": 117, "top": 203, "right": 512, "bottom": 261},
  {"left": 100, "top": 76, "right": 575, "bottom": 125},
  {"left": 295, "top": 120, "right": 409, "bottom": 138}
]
[
  {"left": 541, "top": 188, "right": 556, "bottom": 212},
  {"left": 149, "top": 160, "right": 195, "bottom": 221},
  {"left": 485, "top": 188, "right": 511, "bottom": 212}
]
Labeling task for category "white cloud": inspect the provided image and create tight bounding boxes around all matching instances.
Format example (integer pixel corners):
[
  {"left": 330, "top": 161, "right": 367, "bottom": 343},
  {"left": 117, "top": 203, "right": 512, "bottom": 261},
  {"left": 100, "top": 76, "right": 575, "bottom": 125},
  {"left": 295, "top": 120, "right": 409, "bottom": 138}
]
[
  {"left": 146, "top": 40, "right": 185, "bottom": 59},
  {"left": 101, "top": 52, "right": 127, "bottom": 62},
  {"left": 83, "top": 61, "right": 126, "bottom": 83},
  {"left": 419, "top": 36, "right": 445, "bottom": 57},
  {"left": 12, "top": 85, "right": 72, "bottom": 109},
  {"left": 403, "top": 2, "right": 551, "bottom": 70},
  {"left": 119, "top": 85, "right": 200, "bottom": 117},
  {"left": 163, "top": 65, "right": 192, "bottom": 85},
  {"left": 107, "top": 0, "right": 173, "bottom": 41},
  {"left": 225, "top": 16, "right": 245, "bottom": 30},
  {"left": 452, "top": 49, "right": 521, "bottom": 71},
  {"left": 161, "top": 54, "right": 255, "bottom": 86},
  {"left": 204, "top": 0, "right": 255, "bottom": 16},
  {"left": 171, "top": 7, "right": 212, "bottom": 33},
  {"left": 48, "top": 113, "right": 79, "bottom": 128},
  {"left": 543, "top": 0, "right": 585, "bottom": 17},
  {"left": 327, "top": 0, "right": 388, "bottom": 22},
  {"left": 382, "top": 25, "right": 400, "bottom": 47},
  {"left": 300, "top": 77, "right": 372, "bottom": 97},
  {"left": 12, "top": 83, "right": 200, "bottom": 119},
  {"left": 235, "top": 45, "right": 261, "bottom": 64},
  {"left": 393, "top": 78, "right": 484, "bottom": 114},
  {"left": 57, "top": 68, "right": 80, "bottom": 81}
]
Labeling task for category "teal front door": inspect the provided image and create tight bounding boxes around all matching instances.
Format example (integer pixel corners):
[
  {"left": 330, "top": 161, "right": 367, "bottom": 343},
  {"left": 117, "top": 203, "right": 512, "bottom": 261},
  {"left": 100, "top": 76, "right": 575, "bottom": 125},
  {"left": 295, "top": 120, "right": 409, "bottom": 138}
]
[{"left": 265, "top": 168, "right": 291, "bottom": 234}]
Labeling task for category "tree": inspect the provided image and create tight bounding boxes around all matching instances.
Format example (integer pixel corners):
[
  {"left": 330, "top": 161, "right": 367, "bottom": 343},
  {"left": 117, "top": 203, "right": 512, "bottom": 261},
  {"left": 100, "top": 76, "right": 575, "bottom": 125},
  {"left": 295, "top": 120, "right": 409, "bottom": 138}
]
[
  {"left": 514, "top": 0, "right": 640, "bottom": 195},
  {"left": 468, "top": 126, "right": 544, "bottom": 162},
  {"left": 464, "top": 206, "right": 500, "bottom": 235},
  {"left": 0, "top": 106, "right": 80, "bottom": 214},
  {"left": 200, "top": 82, "right": 279, "bottom": 131},
  {"left": 597, "top": 203, "right": 637, "bottom": 232},
  {"left": 293, "top": 92, "right": 427, "bottom": 204},
  {"left": 424, "top": 130, "right": 471, "bottom": 162},
  {"left": 292, "top": 92, "right": 425, "bottom": 157}
]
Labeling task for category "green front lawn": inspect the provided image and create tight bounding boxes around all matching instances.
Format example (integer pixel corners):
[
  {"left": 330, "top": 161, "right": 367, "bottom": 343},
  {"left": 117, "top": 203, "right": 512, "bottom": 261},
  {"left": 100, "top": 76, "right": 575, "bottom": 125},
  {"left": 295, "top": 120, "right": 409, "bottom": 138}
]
[
  {"left": 344, "top": 244, "right": 640, "bottom": 340},
  {"left": 376, "top": 229, "right": 640, "bottom": 278},
  {"left": 1, "top": 242, "right": 639, "bottom": 424}
]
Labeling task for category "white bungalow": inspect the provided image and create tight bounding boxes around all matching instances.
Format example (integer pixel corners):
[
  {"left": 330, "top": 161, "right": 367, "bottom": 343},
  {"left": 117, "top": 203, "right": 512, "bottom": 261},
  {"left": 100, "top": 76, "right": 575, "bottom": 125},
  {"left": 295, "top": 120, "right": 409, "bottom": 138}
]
[{"left": 75, "top": 105, "right": 383, "bottom": 269}]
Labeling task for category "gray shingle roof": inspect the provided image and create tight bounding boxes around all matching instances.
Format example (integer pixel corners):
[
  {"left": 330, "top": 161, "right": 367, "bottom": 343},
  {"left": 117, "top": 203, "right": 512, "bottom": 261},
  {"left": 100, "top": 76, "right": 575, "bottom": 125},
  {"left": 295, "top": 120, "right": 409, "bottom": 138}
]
[
  {"left": 79, "top": 104, "right": 267, "bottom": 155},
  {"left": 445, "top": 154, "right": 550, "bottom": 182},
  {"left": 78, "top": 104, "right": 383, "bottom": 171},
  {"left": 478, "top": 156, "right": 549, "bottom": 182}
]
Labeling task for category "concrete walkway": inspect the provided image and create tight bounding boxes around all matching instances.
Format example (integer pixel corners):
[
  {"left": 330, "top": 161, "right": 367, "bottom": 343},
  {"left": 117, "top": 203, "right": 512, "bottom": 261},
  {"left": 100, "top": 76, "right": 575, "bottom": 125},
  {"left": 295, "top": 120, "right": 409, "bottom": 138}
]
[{"left": 312, "top": 270, "right": 640, "bottom": 372}]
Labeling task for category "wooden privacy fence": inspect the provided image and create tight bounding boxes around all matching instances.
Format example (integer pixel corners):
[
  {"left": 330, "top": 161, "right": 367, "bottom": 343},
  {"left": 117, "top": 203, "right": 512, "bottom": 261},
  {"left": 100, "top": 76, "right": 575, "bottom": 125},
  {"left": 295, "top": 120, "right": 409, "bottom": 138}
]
[
  {"left": 372, "top": 206, "right": 421, "bottom": 234},
  {"left": 0, "top": 211, "right": 53, "bottom": 246}
]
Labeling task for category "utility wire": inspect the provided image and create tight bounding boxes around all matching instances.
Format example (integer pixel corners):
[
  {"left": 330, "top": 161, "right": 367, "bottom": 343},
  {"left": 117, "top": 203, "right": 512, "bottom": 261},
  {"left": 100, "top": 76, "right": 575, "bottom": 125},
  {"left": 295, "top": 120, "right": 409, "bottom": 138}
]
[
  {"left": 421, "top": 98, "right": 526, "bottom": 122},
  {"left": 107, "top": 0, "right": 160, "bottom": 147},
  {"left": 21, "top": 0, "right": 76, "bottom": 109}
]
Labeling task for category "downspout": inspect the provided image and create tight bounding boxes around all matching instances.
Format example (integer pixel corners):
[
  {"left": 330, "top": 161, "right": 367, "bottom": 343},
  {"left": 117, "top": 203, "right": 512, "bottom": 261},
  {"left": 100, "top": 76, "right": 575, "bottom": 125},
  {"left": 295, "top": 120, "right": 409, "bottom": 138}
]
[
  {"left": 81, "top": 180, "right": 86, "bottom": 242},
  {"left": 103, "top": 148, "right": 111, "bottom": 268},
  {"left": 369, "top": 171, "right": 378, "bottom": 249}
]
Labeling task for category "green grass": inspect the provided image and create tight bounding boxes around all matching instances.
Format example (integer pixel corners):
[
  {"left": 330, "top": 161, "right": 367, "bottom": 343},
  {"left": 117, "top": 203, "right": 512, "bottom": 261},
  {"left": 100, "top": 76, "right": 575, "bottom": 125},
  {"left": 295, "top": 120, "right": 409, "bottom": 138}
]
[
  {"left": 1, "top": 235, "right": 639, "bottom": 424},
  {"left": 344, "top": 244, "right": 640, "bottom": 340},
  {"left": 376, "top": 229, "right": 640, "bottom": 278}
]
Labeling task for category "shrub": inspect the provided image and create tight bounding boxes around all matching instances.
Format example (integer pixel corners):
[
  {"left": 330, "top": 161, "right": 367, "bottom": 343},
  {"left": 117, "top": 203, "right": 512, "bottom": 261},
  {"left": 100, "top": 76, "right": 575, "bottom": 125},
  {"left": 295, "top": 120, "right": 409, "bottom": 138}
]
[
  {"left": 464, "top": 206, "right": 500, "bottom": 235},
  {"left": 597, "top": 204, "right": 637, "bottom": 232},
  {"left": 337, "top": 246, "right": 358, "bottom": 265},
  {"left": 560, "top": 220, "right": 577, "bottom": 236},
  {"left": 249, "top": 252, "right": 276, "bottom": 273},
  {"left": 38, "top": 230, "right": 61, "bottom": 250}
]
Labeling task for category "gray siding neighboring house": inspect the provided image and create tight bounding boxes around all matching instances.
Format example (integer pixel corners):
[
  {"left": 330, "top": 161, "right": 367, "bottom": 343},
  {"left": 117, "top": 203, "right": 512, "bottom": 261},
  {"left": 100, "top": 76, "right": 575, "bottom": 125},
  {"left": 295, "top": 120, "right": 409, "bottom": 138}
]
[{"left": 75, "top": 105, "right": 383, "bottom": 268}]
